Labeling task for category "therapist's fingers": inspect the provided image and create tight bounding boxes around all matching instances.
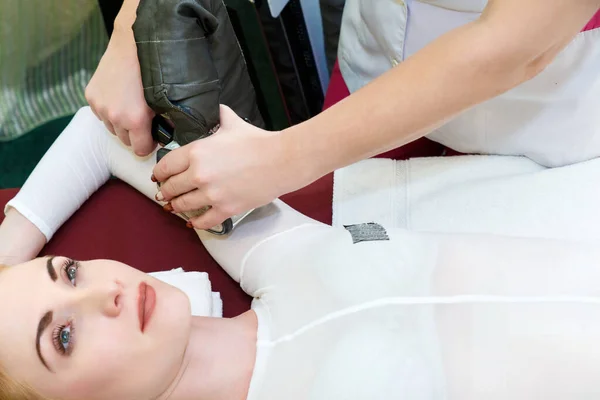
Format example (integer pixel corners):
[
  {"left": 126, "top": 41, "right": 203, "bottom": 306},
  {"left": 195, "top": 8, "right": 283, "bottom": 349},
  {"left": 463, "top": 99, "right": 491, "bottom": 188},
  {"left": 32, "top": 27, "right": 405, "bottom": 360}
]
[
  {"left": 114, "top": 126, "right": 132, "bottom": 147},
  {"left": 165, "top": 188, "right": 211, "bottom": 213},
  {"left": 102, "top": 119, "right": 116, "bottom": 136},
  {"left": 129, "top": 111, "right": 156, "bottom": 157},
  {"left": 187, "top": 207, "right": 228, "bottom": 231},
  {"left": 89, "top": 106, "right": 101, "bottom": 121},
  {"left": 157, "top": 169, "right": 199, "bottom": 202},
  {"left": 153, "top": 146, "right": 191, "bottom": 183}
]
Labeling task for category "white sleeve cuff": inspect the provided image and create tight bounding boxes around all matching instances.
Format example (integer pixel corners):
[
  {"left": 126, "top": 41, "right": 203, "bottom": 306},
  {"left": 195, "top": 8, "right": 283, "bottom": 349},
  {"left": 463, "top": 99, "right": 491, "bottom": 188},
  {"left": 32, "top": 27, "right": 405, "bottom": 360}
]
[{"left": 4, "top": 199, "right": 54, "bottom": 242}]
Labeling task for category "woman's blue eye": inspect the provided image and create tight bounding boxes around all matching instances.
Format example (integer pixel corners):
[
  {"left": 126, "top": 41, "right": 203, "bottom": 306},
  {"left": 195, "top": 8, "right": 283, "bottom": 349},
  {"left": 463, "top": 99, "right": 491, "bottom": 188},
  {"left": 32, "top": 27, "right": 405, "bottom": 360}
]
[
  {"left": 66, "top": 266, "right": 77, "bottom": 285},
  {"left": 60, "top": 327, "right": 71, "bottom": 348},
  {"left": 53, "top": 323, "right": 75, "bottom": 355},
  {"left": 62, "top": 260, "right": 79, "bottom": 286}
]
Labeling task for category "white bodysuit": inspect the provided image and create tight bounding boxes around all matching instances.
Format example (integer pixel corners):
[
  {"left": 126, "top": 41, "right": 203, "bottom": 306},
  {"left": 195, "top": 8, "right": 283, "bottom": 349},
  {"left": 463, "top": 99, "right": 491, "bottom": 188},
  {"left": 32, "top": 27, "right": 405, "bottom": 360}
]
[{"left": 6, "top": 108, "right": 600, "bottom": 399}]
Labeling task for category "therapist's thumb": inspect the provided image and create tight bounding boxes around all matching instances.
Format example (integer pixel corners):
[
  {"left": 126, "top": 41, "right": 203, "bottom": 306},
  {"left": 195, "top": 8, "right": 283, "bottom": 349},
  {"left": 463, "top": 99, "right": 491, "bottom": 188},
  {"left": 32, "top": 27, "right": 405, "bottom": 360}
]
[
  {"left": 188, "top": 207, "right": 229, "bottom": 231},
  {"left": 218, "top": 104, "right": 247, "bottom": 131}
]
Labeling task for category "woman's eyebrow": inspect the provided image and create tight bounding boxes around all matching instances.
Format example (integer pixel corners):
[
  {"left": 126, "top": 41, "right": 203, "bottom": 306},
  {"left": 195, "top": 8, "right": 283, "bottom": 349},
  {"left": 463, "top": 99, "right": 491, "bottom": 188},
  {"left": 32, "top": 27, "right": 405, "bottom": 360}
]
[
  {"left": 36, "top": 311, "right": 53, "bottom": 372},
  {"left": 37, "top": 256, "right": 60, "bottom": 372},
  {"left": 46, "top": 256, "right": 57, "bottom": 282}
]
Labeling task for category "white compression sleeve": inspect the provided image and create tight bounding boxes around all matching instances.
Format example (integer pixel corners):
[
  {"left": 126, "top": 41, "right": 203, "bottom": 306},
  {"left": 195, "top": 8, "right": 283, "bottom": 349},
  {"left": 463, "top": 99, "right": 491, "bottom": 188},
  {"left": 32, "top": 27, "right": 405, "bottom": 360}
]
[
  {"left": 4, "top": 107, "right": 322, "bottom": 280},
  {"left": 196, "top": 201, "right": 324, "bottom": 282},
  {"left": 4, "top": 107, "right": 158, "bottom": 241}
]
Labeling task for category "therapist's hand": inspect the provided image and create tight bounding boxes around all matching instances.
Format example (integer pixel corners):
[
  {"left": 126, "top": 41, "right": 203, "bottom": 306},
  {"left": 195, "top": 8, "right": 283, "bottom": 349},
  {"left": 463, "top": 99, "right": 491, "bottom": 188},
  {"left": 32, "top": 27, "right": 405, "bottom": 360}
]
[
  {"left": 152, "top": 105, "right": 311, "bottom": 229},
  {"left": 85, "top": 25, "right": 155, "bottom": 156}
]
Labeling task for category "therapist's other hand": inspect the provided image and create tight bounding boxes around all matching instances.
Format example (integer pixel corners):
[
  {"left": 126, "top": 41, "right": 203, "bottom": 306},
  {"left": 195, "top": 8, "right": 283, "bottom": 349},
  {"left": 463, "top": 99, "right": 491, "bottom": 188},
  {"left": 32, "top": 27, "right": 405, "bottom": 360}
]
[
  {"left": 85, "top": 25, "right": 155, "bottom": 156},
  {"left": 153, "top": 105, "right": 306, "bottom": 230}
]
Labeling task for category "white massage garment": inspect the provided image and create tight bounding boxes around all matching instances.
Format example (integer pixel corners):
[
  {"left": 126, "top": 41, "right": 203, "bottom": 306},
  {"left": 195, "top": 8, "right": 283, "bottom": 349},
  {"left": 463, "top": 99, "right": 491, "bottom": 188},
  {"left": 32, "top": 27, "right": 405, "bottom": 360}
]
[{"left": 333, "top": 156, "right": 600, "bottom": 243}]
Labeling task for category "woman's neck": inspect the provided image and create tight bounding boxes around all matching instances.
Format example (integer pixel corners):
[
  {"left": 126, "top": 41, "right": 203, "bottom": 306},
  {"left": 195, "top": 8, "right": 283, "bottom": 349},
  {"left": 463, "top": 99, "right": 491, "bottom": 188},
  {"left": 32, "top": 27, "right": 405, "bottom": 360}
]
[{"left": 157, "top": 310, "right": 258, "bottom": 400}]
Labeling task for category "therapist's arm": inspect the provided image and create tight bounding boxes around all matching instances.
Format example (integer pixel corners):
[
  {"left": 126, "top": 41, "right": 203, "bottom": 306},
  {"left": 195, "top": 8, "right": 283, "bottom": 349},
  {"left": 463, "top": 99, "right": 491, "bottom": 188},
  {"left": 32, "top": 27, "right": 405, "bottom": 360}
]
[
  {"left": 85, "top": 0, "right": 156, "bottom": 156},
  {"left": 153, "top": 0, "right": 600, "bottom": 230},
  {"left": 286, "top": 0, "right": 600, "bottom": 176}
]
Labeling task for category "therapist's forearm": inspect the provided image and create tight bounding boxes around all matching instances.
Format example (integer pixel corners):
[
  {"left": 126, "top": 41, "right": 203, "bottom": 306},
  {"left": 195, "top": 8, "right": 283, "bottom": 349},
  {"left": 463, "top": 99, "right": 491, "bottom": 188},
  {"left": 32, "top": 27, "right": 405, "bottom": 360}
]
[
  {"left": 114, "top": 0, "right": 141, "bottom": 31},
  {"left": 282, "top": 21, "right": 546, "bottom": 180},
  {"left": 0, "top": 209, "right": 46, "bottom": 266}
]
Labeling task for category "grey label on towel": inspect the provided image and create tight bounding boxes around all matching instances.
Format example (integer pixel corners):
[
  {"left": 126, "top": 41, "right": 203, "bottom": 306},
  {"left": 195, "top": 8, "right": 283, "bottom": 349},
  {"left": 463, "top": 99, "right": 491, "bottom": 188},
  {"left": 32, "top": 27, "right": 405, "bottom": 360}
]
[{"left": 344, "top": 223, "right": 390, "bottom": 244}]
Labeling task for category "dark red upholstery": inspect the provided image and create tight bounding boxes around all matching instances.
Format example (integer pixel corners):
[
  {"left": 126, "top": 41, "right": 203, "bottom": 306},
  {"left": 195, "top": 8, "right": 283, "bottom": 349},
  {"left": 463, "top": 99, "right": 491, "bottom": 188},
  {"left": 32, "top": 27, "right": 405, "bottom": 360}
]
[{"left": 0, "top": 61, "right": 444, "bottom": 317}]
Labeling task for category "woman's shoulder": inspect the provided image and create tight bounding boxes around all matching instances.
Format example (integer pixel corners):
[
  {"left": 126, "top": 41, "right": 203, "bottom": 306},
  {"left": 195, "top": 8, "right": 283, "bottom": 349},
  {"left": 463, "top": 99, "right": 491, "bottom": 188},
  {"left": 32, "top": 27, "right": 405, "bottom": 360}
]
[{"left": 241, "top": 222, "right": 433, "bottom": 291}]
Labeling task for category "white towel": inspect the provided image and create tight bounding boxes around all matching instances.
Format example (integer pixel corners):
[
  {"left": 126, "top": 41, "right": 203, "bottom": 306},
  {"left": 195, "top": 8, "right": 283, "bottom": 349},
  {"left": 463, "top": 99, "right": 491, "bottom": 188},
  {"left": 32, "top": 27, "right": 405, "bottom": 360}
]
[
  {"left": 333, "top": 155, "right": 600, "bottom": 243},
  {"left": 149, "top": 268, "right": 223, "bottom": 317}
]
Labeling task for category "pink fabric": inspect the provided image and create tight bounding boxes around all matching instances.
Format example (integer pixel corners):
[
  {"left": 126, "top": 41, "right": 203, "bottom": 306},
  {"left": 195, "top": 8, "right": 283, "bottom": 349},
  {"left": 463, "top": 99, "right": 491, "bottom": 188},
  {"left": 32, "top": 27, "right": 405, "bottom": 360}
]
[
  {"left": 583, "top": 9, "right": 600, "bottom": 32},
  {"left": 323, "top": 62, "right": 352, "bottom": 111}
]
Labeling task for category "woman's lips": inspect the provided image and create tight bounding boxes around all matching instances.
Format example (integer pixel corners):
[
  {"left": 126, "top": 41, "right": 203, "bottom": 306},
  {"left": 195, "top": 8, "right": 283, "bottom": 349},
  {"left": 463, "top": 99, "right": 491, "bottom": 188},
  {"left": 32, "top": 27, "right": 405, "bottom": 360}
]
[{"left": 138, "top": 282, "right": 156, "bottom": 333}]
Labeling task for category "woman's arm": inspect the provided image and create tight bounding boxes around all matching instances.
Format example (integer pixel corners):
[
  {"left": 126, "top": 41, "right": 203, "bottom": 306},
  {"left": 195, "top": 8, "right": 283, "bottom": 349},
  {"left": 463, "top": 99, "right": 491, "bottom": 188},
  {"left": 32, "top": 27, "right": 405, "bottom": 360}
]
[
  {"left": 196, "top": 200, "right": 323, "bottom": 282},
  {"left": 1, "top": 108, "right": 115, "bottom": 264},
  {"left": 0, "top": 210, "right": 45, "bottom": 266},
  {"left": 0, "top": 107, "right": 321, "bottom": 279}
]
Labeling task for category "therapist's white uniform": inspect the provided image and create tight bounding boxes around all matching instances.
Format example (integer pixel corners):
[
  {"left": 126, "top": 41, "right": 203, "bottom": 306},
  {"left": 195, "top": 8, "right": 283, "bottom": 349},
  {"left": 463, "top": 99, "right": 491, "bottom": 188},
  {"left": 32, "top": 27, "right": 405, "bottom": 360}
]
[{"left": 338, "top": 0, "right": 600, "bottom": 167}]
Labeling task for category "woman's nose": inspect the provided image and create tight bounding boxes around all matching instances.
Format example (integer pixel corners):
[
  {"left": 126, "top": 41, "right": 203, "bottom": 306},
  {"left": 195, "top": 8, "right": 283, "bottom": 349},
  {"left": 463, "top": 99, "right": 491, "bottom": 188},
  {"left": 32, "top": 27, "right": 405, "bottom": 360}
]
[{"left": 71, "top": 281, "right": 123, "bottom": 318}]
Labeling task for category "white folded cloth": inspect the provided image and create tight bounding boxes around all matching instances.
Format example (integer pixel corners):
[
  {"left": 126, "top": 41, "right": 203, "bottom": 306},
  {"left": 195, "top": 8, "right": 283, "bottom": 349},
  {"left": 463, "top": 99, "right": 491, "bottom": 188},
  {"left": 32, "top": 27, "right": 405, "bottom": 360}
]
[
  {"left": 149, "top": 268, "right": 223, "bottom": 317},
  {"left": 333, "top": 155, "right": 600, "bottom": 243}
]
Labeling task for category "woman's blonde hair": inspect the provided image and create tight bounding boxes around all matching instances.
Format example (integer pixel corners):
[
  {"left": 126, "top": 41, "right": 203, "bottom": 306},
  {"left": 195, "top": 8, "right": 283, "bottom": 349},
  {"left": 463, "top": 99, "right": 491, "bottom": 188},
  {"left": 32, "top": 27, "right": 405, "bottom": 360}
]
[{"left": 0, "top": 264, "right": 50, "bottom": 400}]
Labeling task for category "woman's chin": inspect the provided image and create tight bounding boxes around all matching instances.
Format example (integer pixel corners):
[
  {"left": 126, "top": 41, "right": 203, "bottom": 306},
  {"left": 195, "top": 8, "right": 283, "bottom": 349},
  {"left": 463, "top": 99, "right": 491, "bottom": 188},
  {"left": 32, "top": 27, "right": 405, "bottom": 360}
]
[{"left": 146, "top": 278, "right": 193, "bottom": 341}]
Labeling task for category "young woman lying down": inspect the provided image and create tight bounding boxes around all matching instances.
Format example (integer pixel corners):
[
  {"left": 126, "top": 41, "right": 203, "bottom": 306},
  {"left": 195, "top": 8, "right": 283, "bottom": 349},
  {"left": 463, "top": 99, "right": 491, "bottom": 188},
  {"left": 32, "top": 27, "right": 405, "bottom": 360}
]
[{"left": 0, "top": 107, "right": 599, "bottom": 400}]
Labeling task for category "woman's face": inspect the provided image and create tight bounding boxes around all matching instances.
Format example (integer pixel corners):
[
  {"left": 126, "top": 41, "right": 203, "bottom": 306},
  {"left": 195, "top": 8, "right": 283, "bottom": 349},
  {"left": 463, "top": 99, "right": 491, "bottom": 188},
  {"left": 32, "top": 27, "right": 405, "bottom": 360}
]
[{"left": 0, "top": 256, "right": 192, "bottom": 400}]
